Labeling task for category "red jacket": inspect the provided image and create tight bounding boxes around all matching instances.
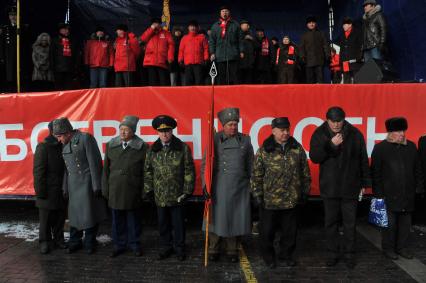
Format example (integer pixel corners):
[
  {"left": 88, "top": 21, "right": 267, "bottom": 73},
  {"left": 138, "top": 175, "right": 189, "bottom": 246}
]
[
  {"left": 84, "top": 37, "right": 114, "bottom": 68},
  {"left": 178, "top": 32, "right": 209, "bottom": 65},
  {"left": 113, "top": 32, "right": 141, "bottom": 72},
  {"left": 141, "top": 27, "right": 174, "bottom": 69}
]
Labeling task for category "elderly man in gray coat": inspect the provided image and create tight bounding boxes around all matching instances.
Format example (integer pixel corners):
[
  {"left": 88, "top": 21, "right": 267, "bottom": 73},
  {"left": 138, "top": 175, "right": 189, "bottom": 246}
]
[
  {"left": 53, "top": 117, "right": 107, "bottom": 254},
  {"left": 203, "top": 107, "right": 254, "bottom": 263}
]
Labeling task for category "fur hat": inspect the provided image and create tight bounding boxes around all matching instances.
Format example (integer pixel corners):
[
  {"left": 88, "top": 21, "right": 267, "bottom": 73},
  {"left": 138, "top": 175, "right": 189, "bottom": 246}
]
[
  {"left": 240, "top": 20, "right": 250, "bottom": 25},
  {"left": 218, "top": 108, "right": 240, "bottom": 126},
  {"left": 385, "top": 117, "right": 408, "bottom": 132},
  {"left": 120, "top": 115, "right": 139, "bottom": 133},
  {"left": 95, "top": 26, "right": 105, "bottom": 32},
  {"left": 219, "top": 5, "right": 230, "bottom": 11},
  {"left": 187, "top": 20, "right": 199, "bottom": 27},
  {"left": 52, "top": 117, "right": 73, "bottom": 135},
  {"left": 116, "top": 24, "right": 128, "bottom": 32},
  {"left": 342, "top": 17, "right": 353, "bottom": 25},
  {"left": 306, "top": 15, "right": 317, "bottom": 24},
  {"left": 58, "top": 23, "right": 70, "bottom": 30},
  {"left": 363, "top": 0, "right": 377, "bottom": 6}
]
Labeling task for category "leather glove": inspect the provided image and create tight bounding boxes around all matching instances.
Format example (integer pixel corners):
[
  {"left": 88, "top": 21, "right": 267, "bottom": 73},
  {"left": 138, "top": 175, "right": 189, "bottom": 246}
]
[{"left": 202, "top": 185, "right": 211, "bottom": 200}]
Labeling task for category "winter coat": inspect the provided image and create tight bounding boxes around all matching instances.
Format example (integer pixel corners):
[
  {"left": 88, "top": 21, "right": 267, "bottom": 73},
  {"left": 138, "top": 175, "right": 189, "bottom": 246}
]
[
  {"left": 144, "top": 136, "right": 195, "bottom": 207},
  {"left": 251, "top": 135, "right": 311, "bottom": 210},
  {"left": 239, "top": 31, "right": 257, "bottom": 69},
  {"left": 309, "top": 121, "right": 371, "bottom": 199},
  {"left": 50, "top": 34, "right": 77, "bottom": 73},
  {"left": 275, "top": 43, "right": 298, "bottom": 68},
  {"left": 202, "top": 132, "right": 254, "bottom": 237},
  {"left": 62, "top": 130, "right": 107, "bottom": 230},
  {"left": 178, "top": 32, "right": 209, "bottom": 65},
  {"left": 362, "top": 5, "right": 387, "bottom": 50},
  {"left": 84, "top": 34, "right": 114, "bottom": 68},
  {"left": 209, "top": 19, "right": 243, "bottom": 63},
  {"left": 419, "top": 135, "right": 426, "bottom": 192},
  {"left": 102, "top": 135, "right": 148, "bottom": 210},
  {"left": 337, "top": 27, "right": 363, "bottom": 72},
  {"left": 255, "top": 37, "right": 273, "bottom": 71},
  {"left": 33, "top": 135, "right": 65, "bottom": 210},
  {"left": 0, "top": 23, "right": 31, "bottom": 82},
  {"left": 113, "top": 32, "right": 140, "bottom": 72},
  {"left": 32, "top": 33, "right": 54, "bottom": 82},
  {"left": 141, "top": 27, "right": 174, "bottom": 69},
  {"left": 299, "top": 28, "right": 330, "bottom": 67},
  {"left": 371, "top": 138, "right": 423, "bottom": 212}
]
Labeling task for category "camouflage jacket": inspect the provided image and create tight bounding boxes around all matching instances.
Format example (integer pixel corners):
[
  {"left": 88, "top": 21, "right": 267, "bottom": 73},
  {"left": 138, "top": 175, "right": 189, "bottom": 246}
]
[
  {"left": 144, "top": 136, "right": 195, "bottom": 207},
  {"left": 251, "top": 135, "right": 311, "bottom": 210}
]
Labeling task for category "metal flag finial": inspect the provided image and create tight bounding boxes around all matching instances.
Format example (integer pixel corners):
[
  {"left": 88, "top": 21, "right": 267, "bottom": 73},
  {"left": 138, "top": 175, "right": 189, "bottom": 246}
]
[{"left": 209, "top": 61, "right": 217, "bottom": 85}]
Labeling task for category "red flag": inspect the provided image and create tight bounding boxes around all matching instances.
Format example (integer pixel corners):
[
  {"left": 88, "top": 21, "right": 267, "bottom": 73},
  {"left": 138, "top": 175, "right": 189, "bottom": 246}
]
[{"left": 203, "top": 61, "right": 217, "bottom": 267}]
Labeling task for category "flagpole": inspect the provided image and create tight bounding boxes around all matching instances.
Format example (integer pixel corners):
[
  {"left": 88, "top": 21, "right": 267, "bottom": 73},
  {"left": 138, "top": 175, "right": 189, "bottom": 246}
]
[
  {"left": 204, "top": 61, "right": 217, "bottom": 267},
  {"left": 16, "top": 0, "right": 21, "bottom": 93}
]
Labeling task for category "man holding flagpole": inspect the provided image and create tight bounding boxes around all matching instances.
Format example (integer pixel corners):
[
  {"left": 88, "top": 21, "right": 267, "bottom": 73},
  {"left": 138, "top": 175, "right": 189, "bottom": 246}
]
[{"left": 202, "top": 108, "right": 254, "bottom": 263}]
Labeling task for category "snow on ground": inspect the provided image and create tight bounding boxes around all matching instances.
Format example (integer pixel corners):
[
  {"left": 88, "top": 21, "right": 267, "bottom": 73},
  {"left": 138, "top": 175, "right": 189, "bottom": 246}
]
[
  {"left": 0, "top": 222, "right": 39, "bottom": 242},
  {"left": 0, "top": 221, "right": 112, "bottom": 243}
]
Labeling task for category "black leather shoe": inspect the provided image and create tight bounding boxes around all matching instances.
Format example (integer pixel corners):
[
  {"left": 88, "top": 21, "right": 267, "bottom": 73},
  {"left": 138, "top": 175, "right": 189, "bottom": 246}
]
[
  {"left": 86, "top": 247, "right": 95, "bottom": 255},
  {"left": 208, "top": 254, "right": 220, "bottom": 262},
  {"left": 110, "top": 249, "right": 125, "bottom": 258},
  {"left": 54, "top": 241, "right": 68, "bottom": 249},
  {"left": 397, "top": 249, "right": 413, "bottom": 259},
  {"left": 285, "top": 259, "right": 297, "bottom": 267},
  {"left": 383, "top": 250, "right": 398, "bottom": 260},
  {"left": 40, "top": 242, "right": 49, "bottom": 254},
  {"left": 345, "top": 258, "right": 356, "bottom": 269},
  {"left": 263, "top": 258, "right": 276, "bottom": 269},
  {"left": 326, "top": 257, "right": 339, "bottom": 267},
  {"left": 177, "top": 254, "right": 186, "bottom": 261},
  {"left": 133, "top": 250, "right": 142, "bottom": 257},
  {"left": 67, "top": 244, "right": 82, "bottom": 254},
  {"left": 157, "top": 249, "right": 173, "bottom": 260},
  {"left": 229, "top": 255, "right": 239, "bottom": 263}
]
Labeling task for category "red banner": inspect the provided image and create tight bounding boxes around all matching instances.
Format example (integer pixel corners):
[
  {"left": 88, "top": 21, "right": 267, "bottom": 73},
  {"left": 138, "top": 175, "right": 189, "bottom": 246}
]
[{"left": 1, "top": 84, "right": 425, "bottom": 196}]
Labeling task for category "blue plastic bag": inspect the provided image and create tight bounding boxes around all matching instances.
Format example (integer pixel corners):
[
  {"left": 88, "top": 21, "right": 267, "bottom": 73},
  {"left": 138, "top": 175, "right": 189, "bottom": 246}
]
[{"left": 368, "top": 198, "right": 388, "bottom": 228}]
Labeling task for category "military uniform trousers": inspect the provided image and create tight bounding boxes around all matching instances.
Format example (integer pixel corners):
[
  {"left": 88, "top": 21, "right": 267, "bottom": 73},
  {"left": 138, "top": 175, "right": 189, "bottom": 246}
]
[
  {"left": 38, "top": 208, "right": 65, "bottom": 245},
  {"left": 208, "top": 233, "right": 240, "bottom": 256},
  {"left": 69, "top": 225, "right": 99, "bottom": 250},
  {"left": 260, "top": 208, "right": 297, "bottom": 262},
  {"left": 157, "top": 205, "right": 186, "bottom": 256},
  {"left": 323, "top": 198, "right": 358, "bottom": 257},
  {"left": 111, "top": 209, "right": 142, "bottom": 252},
  {"left": 382, "top": 210, "right": 411, "bottom": 253}
]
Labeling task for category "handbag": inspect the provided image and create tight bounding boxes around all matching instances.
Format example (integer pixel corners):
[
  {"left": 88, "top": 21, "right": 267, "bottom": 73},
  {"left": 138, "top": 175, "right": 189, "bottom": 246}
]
[{"left": 368, "top": 198, "right": 388, "bottom": 228}]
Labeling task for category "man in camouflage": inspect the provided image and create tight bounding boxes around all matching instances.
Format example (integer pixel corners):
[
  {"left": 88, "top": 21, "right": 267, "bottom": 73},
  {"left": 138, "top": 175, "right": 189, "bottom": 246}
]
[
  {"left": 144, "top": 115, "right": 195, "bottom": 261},
  {"left": 251, "top": 117, "right": 311, "bottom": 269}
]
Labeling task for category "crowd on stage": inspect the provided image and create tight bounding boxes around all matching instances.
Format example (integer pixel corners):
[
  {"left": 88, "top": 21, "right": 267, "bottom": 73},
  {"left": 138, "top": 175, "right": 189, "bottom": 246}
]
[{"left": 1, "top": 1, "right": 388, "bottom": 93}]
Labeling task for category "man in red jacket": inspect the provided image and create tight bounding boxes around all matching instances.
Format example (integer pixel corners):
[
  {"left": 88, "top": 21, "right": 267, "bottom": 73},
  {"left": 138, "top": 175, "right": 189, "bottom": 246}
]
[
  {"left": 178, "top": 20, "right": 209, "bottom": 86},
  {"left": 113, "top": 24, "right": 140, "bottom": 87},
  {"left": 141, "top": 18, "right": 174, "bottom": 86},
  {"left": 84, "top": 26, "right": 114, "bottom": 88}
]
